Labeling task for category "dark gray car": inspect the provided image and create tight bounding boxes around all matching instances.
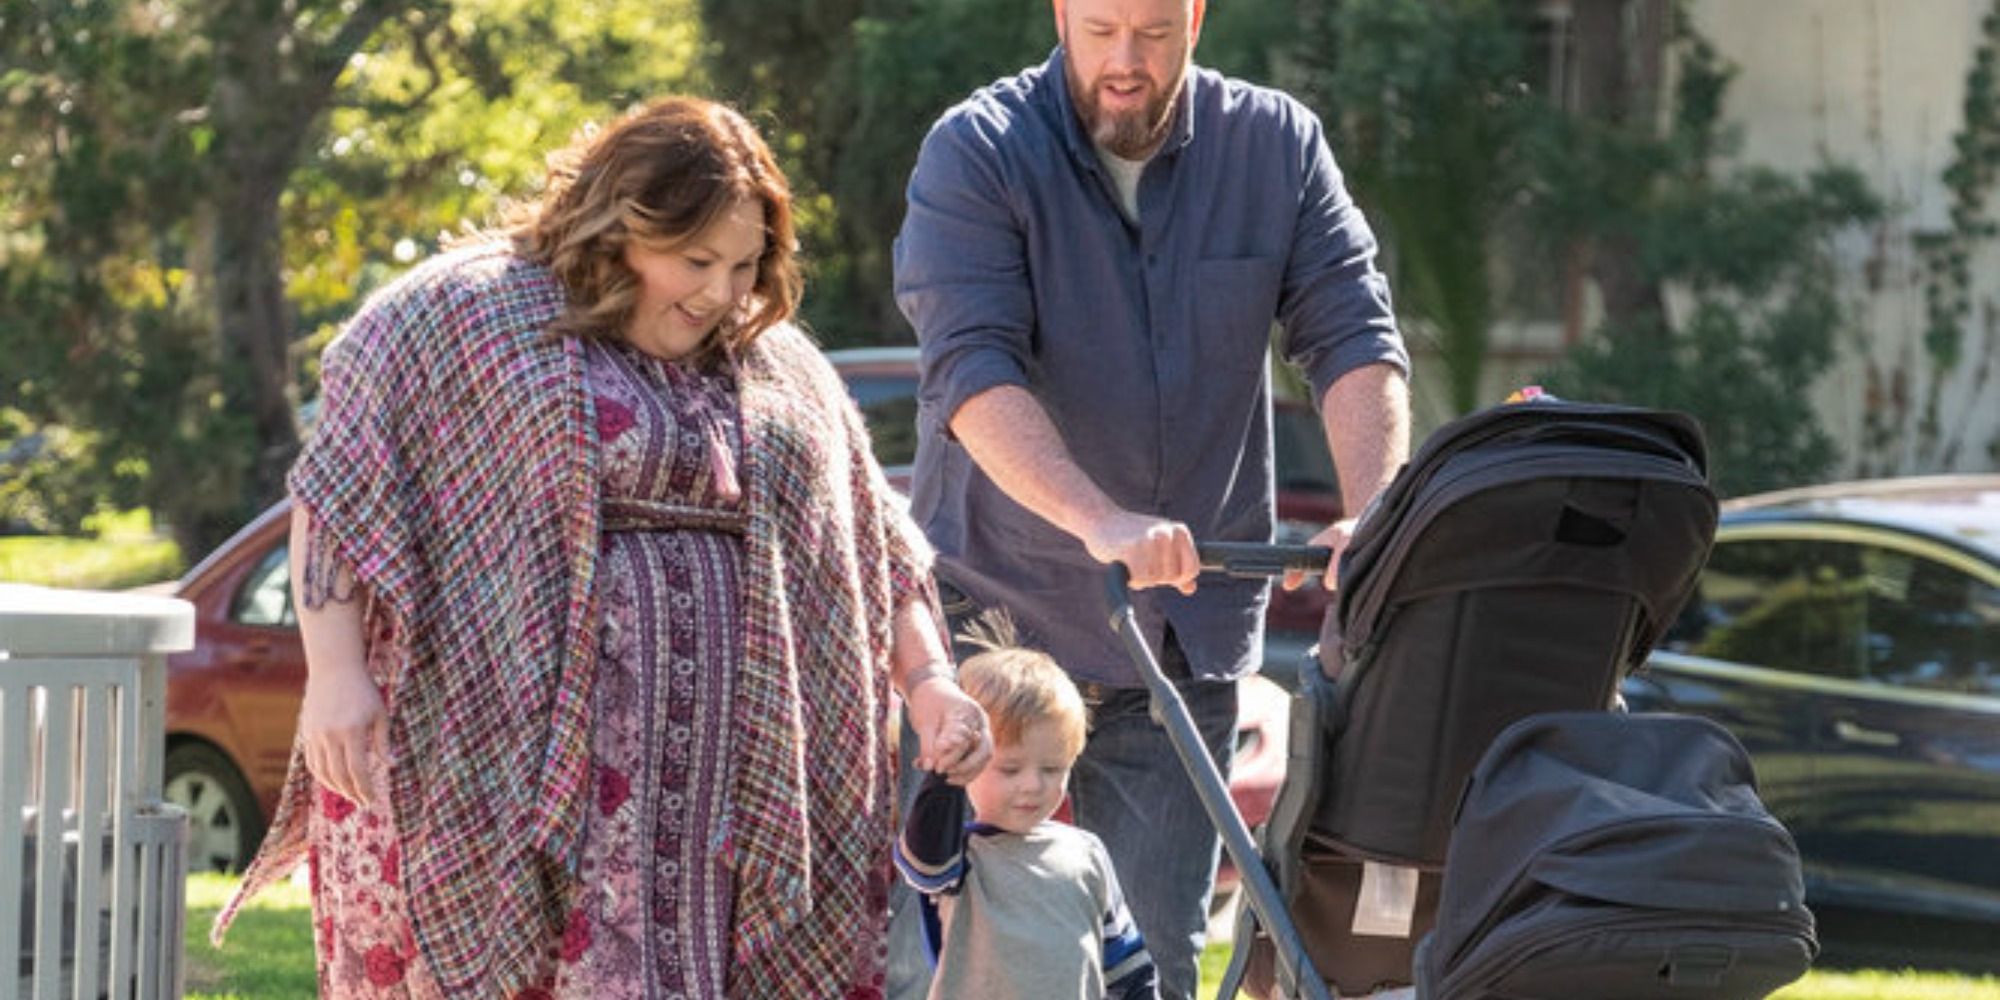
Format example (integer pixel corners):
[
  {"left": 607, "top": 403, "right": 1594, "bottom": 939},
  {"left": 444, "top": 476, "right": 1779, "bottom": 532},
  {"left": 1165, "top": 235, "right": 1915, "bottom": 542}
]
[{"left": 1621, "top": 475, "right": 2000, "bottom": 973}]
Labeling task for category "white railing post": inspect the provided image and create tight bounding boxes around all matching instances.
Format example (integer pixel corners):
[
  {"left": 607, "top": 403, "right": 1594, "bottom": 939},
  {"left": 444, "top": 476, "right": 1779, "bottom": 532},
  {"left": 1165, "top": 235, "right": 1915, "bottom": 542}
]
[{"left": 0, "top": 584, "right": 194, "bottom": 1000}]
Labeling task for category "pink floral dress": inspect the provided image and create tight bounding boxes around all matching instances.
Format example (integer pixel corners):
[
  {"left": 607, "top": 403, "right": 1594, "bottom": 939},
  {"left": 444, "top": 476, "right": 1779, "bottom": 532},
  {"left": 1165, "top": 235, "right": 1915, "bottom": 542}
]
[{"left": 308, "top": 340, "right": 748, "bottom": 999}]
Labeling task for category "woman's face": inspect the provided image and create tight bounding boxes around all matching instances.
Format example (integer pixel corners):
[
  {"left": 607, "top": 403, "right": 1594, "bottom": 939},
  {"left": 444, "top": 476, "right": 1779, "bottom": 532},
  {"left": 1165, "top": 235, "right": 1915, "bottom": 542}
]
[
  {"left": 965, "top": 719, "right": 1075, "bottom": 835},
  {"left": 622, "top": 198, "right": 766, "bottom": 360}
]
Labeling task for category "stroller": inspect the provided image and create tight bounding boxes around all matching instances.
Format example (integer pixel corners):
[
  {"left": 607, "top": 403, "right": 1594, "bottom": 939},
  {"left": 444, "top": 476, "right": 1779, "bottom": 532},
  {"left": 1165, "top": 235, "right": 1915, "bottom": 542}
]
[{"left": 1104, "top": 397, "right": 1816, "bottom": 1000}]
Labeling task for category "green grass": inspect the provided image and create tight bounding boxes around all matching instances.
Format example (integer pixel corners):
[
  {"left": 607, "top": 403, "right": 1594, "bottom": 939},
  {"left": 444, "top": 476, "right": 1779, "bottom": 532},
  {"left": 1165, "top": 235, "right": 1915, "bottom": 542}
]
[
  {"left": 0, "top": 509, "right": 183, "bottom": 588},
  {"left": 184, "top": 872, "right": 317, "bottom": 1000},
  {"left": 1193, "top": 933, "right": 2000, "bottom": 1000},
  {"left": 1771, "top": 971, "right": 2000, "bottom": 1000},
  {"left": 181, "top": 870, "right": 2000, "bottom": 1000}
]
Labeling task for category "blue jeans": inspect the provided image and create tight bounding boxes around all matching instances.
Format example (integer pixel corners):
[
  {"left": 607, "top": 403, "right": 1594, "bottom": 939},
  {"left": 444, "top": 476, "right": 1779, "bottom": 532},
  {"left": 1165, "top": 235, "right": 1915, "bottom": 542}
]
[
  {"left": 885, "top": 581, "right": 1236, "bottom": 1000},
  {"left": 1070, "top": 658, "right": 1237, "bottom": 1000}
]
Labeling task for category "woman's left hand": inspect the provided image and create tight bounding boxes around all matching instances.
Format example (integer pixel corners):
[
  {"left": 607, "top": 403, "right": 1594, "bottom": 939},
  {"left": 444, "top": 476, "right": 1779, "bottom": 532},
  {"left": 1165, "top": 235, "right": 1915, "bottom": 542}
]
[{"left": 905, "top": 676, "right": 992, "bottom": 784}]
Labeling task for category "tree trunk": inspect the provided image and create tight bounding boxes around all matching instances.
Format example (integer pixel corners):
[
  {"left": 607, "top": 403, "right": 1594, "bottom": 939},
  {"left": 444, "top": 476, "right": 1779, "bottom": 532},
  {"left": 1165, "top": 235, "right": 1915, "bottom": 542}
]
[
  {"left": 200, "top": 0, "right": 411, "bottom": 519},
  {"left": 1569, "top": 0, "right": 1674, "bottom": 339},
  {"left": 211, "top": 156, "right": 300, "bottom": 509}
]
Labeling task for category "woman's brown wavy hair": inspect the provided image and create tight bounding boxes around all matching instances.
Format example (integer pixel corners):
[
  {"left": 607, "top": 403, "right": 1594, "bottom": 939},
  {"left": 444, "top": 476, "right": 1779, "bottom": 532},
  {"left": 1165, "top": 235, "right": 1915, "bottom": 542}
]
[{"left": 505, "top": 96, "right": 802, "bottom": 355}]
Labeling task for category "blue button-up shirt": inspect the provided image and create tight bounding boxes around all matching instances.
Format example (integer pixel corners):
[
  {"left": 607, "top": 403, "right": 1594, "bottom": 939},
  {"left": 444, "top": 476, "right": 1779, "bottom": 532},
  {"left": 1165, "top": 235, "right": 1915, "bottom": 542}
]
[{"left": 895, "top": 49, "right": 1408, "bottom": 684}]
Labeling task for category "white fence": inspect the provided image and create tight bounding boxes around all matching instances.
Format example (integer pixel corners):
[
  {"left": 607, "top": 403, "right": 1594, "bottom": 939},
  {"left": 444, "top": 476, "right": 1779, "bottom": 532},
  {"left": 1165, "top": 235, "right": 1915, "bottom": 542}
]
[{"left": 0, "top": 586, "right": 192, "bottom": 1000}]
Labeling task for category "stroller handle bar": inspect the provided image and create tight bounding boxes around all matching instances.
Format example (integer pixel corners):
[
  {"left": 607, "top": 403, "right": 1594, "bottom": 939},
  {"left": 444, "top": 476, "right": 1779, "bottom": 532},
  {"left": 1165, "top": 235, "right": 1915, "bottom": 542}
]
[
  {"left": 1101, "top": 541, "right": 1338, "bottom": 1000},
  {"left": 1104, "top": 542, "right": 1334, "bottom": 607},
  {"left": 1197, "top": 541, "right": 1332, "bottom": 578}
]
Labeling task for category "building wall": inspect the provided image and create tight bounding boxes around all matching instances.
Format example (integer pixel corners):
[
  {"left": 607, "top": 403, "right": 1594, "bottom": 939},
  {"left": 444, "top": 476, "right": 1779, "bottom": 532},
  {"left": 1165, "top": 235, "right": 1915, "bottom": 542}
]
[{"left": 1690, "top": 0, "right": 2000, "bottom": 476}]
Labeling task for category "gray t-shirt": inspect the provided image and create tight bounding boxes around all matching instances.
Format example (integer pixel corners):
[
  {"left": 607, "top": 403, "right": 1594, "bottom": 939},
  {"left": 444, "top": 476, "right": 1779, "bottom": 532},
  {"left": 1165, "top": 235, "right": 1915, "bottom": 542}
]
[{"left": 929, "top": 822, "right": 1144, "bottom": 1000}]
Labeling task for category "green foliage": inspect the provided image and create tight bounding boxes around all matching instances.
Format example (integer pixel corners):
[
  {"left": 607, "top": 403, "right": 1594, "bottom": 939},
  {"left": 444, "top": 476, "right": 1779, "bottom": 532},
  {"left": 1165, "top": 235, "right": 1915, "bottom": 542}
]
[
  {"left": 1916, "top": 2, "right": 2000, "bottom": 371},
  {"left": 1315, "top": 0, "right": 1534, "bottom": 412},
  {"left": 1520, "top": 23, "right": 1881, "bottom": 496},
  {"left": 1880, "top": 0, "right": 2000, "bottom": 472},
  {"left": 1, "top": 0, "right": 705, "bottom": 554},
  {"left": 697, "top": 0, "right": 1056, "bottom": 342},
  {"left": 698, "top": 0, "right": 878, "bottom": 340},
  {"left": 701, "top": 0, "right": 1305, "bottom": 344},
  {"left": 0, "top": 409, "right": 102, "bottom": 535},
  {"left": 291, "top": 0, "right": 707, "bottom": 325},
  {"left": 0, "top": 0, "right": 1911, "bottom": 541},
  {"left": 1549, "top": 300, "right": 1836, "bottom": 496},
  {"left": 1282, "top": 3, "right": 1881, "bottom": 492},
  {"left": 0, "top": 509, "right": 183, "bottom": 588},
  {"left": 0, "top": 0, "right": 236, "bottom": 541},
  {"left": 826, "top": 0, "right": 1051, "bottom": 341},
  {"left": 1538, "top": 158, "right": 1881, "bottom": 497}
]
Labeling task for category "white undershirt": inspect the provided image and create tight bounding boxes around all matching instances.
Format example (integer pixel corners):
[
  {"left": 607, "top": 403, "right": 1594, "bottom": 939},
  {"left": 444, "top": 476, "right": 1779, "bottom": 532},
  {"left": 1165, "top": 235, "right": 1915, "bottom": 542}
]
[{"left": 1095, "top": 147, "right": 1146, "bottom": 224}]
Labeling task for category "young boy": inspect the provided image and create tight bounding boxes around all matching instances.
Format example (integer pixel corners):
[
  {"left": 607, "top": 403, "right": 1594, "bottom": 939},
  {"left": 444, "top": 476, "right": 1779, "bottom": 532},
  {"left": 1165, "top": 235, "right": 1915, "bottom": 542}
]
[{"left": 895, "top": 629, "right": 1160, "bottom": 1000}]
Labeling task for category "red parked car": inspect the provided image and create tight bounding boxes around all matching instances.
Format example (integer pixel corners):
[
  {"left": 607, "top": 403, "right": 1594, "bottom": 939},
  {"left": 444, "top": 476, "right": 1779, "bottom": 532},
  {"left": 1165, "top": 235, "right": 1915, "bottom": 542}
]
[
  {"left": 161, "top": 346, "right": 1343, "bottom": 882},
  {"left": 161, "top": 498, "right": 303, "bottom": 873}
]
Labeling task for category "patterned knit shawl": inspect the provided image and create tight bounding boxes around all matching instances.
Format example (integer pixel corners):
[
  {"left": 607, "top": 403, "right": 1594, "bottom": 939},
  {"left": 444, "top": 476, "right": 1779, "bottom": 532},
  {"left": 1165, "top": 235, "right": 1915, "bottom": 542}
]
[{"left": 225, "top": 242, "right": 931, "bottom": 997}]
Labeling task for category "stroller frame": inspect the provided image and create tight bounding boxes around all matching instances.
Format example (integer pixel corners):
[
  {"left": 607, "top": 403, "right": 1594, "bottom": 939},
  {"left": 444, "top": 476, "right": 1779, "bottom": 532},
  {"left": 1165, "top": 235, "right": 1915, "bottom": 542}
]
[
  {"left": 1104, "top": 400, "right": 1723, "bottom": 1000},
  {"left": 1104, "top": 542, "right": 1336, "bottom": 1000}
]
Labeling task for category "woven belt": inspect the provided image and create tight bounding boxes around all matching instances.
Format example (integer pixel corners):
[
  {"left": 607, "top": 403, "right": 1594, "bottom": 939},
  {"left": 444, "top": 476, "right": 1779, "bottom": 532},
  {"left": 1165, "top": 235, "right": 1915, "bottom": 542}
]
[{"left": 601, "top": 498, "right": 747, "bottom": 535}]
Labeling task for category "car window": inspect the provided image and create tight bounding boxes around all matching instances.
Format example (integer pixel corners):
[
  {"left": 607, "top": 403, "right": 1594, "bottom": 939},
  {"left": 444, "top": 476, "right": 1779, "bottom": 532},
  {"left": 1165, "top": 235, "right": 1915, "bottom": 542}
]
[
  {"left": 231, "top": 542, "right": 296, "bottom": 628},
  {"left": 1274, "top": 405, "right": 1340, "bottom": 496},
  {"left": 1860, "top": 548, "right": 2000, "bottom": 694},
  {"left": 843, "top": 374, "right": 920, "bottom": 469},
  {"left": 1664, "top": 538, "right": 1869, "bottom": 680},
  {"left": 836, "top": 364, "right": 1339, "bottom": 497}
]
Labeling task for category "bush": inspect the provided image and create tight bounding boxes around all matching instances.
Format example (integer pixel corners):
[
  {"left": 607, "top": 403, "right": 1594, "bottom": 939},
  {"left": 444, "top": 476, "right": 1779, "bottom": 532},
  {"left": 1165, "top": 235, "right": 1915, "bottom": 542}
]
[{"left": 0, "top": 509, "right": 185, "bottom": 588}]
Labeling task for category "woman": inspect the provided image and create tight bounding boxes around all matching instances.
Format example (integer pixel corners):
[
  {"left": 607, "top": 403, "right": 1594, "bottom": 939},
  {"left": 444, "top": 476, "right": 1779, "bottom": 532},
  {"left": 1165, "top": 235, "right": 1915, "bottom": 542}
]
[{"left": 216, "top": 96, "right": 992, "bottom": 1000}]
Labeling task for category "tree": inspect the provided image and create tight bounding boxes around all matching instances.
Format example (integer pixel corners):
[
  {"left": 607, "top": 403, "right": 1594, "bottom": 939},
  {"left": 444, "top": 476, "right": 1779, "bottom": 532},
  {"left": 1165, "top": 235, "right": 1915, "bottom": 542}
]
[
  {"left": 1298, "top": 0, "right": 1533, "bottom": 415},
  {"left": 832, "top": 0, "right": 1052, "bottom": 341},
  {"left": 1, "top": 0, "right": 702, "bottom": 556},
  {"left": 1284, "top": 1, "right": 1879, "bottom": 495},
  {"left": 1, "top": 0, "right": 422, "bottom": 556},
  {"left": 1523, "top": 21, "right": 1882, "bottom": 496},
  {"left": 1564, "top": 0, "right": 1677, "bottom": 338},
  {"left": 699, "top": 0, "right": 1306, "bottom": 345}
]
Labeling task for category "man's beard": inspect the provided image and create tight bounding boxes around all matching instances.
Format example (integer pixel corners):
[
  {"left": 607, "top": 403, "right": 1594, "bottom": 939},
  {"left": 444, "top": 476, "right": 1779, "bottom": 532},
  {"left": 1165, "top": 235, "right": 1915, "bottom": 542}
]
[{"left": 1074, "top": 74, "right": 1179, "bottom": 160}]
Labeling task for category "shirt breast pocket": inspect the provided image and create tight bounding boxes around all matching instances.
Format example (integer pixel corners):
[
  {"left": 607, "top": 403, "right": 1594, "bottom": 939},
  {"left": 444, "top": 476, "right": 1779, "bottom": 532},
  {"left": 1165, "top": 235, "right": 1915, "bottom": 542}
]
[{"left": 1193, "top": 256, "right": 1283, "bottom": 374}]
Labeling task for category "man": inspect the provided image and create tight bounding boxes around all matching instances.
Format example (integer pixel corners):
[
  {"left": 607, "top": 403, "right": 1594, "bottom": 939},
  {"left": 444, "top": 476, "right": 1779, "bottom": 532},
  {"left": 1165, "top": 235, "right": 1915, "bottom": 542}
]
[{"left": 893, "top": 0, "right": 1410, "bottom": 996}]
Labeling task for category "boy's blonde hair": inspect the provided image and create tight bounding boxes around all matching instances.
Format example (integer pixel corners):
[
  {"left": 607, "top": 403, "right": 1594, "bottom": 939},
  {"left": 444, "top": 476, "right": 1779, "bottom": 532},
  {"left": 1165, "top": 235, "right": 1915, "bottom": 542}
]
[{"left": 955, "top": 613, "right": 1088, "bottom": 760}]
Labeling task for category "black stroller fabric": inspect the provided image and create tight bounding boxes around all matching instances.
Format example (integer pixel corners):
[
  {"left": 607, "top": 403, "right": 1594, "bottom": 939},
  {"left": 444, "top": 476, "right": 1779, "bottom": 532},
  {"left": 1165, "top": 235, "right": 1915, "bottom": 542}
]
[
  {"left": 1237, "top": 398, "right": 1721, "bottom": 998},
  {"left": 1414, "top": 711, "right": 1817, "bottom": 1000},
  {"left": 1317, "top": 400, "right": 1718, "bottom": 866}
]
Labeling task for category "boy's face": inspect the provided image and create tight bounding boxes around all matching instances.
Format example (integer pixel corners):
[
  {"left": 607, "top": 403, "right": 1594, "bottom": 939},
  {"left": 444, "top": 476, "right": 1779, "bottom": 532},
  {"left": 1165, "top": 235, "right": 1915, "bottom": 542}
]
[{"left": 966, "top": 719, "right": 1075, "bottom": 835}]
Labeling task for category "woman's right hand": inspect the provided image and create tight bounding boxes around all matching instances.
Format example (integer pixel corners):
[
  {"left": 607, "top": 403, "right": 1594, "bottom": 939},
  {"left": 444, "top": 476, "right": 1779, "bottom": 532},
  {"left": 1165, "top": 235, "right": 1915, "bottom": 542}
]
[
  {"left": 298, "top": 658, "right": 389, "bottom": 808},
  {"left": 288, "top": 501, "right": 389, "bottom": 809},
  {"left": 906, "top": 675, "right": 992, "bottom": 785}
]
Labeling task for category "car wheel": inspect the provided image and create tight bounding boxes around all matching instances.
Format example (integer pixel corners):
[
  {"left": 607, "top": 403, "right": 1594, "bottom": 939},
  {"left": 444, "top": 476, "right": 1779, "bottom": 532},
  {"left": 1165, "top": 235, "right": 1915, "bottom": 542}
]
[{"left": 163, "top": 743, "right": 265, "bottom": 875}]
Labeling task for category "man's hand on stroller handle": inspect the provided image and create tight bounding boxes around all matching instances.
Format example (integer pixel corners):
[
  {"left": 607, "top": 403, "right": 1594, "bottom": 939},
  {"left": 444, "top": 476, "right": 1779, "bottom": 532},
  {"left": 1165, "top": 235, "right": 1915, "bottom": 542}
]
[
  {"left": 1083, "top": 510, "right": 1200, "bottom": 594},
  {"left": 1287, "top": 518, "right": 1355, "bottom": 592},
  {"left": 1103, "top": 539, "right": 1335, "bottom": 615}
]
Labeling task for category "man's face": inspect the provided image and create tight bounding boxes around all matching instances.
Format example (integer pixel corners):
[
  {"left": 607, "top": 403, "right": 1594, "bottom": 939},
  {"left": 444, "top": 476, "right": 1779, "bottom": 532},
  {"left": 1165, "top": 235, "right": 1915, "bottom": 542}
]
[{"left": 1058, "top": 0, "right": 1201, "bottom": 160}]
